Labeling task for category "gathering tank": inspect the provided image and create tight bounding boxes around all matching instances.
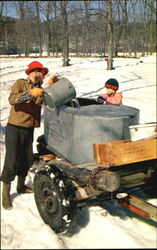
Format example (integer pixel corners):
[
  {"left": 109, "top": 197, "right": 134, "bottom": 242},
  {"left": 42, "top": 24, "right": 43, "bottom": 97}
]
[{"left": 42, "top": 97, "right": 139, "bottom": 164}]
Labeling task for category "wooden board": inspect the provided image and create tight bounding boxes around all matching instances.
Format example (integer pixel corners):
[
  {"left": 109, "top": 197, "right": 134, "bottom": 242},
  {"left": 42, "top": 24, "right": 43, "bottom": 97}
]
[
  {"left": 93, "top": 138, "right": 157, "bottom": 166},
  {"left": 117, "top": 194, "right": 157, "bottom": 222}
]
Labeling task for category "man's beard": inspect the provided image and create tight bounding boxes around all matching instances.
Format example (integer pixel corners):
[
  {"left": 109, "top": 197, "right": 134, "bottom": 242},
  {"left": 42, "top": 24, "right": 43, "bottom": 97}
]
[{"left": 34, "top": 76, "right": 43, "bottom": 88}]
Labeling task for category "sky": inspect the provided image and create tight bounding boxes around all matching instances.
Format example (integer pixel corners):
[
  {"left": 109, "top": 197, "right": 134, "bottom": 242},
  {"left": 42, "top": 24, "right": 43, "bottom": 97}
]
[
  {"left": 0, "top": 53, "right": 157, "bottom": 249},
  {"left": 1, "top": 1, "right": 148, "bottom": 21},
  {"left": 1, "top": 1, "right": 17, "bottom": 18}
]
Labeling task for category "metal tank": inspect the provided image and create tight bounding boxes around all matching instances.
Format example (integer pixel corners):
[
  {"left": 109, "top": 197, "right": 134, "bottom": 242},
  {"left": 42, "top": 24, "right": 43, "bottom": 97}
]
[{"left": 43, "top": 98, "right": 140, "bottom": 164}]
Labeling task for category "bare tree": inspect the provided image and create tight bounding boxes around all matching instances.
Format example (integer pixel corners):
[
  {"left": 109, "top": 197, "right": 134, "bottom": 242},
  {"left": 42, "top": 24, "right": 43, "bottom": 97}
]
[
  {"left": 0, "top": 1, "right": 4, "bottom": 18},
  {"left": 113, "top": 2, "right": 124, "bottom": 57},
  {"left": 35, "top": 2, "right": 42, "bottom": 56},
  {"left": 16, "top": 2, "right": 29, "bottom": 56},
  {"left": 46, "top": 2, "right": 52, "bottom": 56},
  {"left": 60, "top": 1, "right": 70, "bottom": 66},
  {"left": 53, "top": 2, "right": 60, "bottom": 56},
  {"left": 106, "top": 0, "right": 113, "bottom": 70},
  {"left": 0, "top": 1, "right": 156, "bottom": 57},
  {"left": 40, "top": 2, "right": 56, "bottom": 56},
  {"left": 96, "top": 2, "right": 107, "bottom": 57},
  {"left": 83, "top": 1, "right": 91, "bottom": 56},
  {"left": 143, "top": 0, "right": 156, "bottom": 55}
]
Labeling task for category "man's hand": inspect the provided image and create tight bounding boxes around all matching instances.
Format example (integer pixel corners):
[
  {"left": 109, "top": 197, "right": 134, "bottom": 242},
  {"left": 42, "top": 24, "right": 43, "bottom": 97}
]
[
  {"left": 30, "top": 88, "right": 43, "bottom": 97},
  {"left": 48, "top": 75, "right": 58, "bottom": 86}
]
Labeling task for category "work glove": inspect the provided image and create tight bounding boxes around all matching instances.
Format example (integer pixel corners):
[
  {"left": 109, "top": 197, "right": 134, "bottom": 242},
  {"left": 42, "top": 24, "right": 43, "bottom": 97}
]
[
  {"left": 48, "top": 75, "right": 58, "bottom": 86},
  {"left": 30, "top": 88, "right": 43, "bottom": 97},
  {"left": 97, "top": 96, "right": 105, "bottom": 104}
]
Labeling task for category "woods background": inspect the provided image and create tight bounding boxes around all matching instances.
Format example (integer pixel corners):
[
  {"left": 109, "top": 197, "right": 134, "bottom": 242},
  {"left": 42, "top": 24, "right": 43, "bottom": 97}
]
[{"left": 0, "top": 1, "right": 156, "bottom": 69}]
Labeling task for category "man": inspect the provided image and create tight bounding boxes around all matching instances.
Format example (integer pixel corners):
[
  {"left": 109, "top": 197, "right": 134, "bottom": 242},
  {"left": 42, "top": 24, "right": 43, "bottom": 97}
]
[{"left": 0, "top": 61, "right": 49, "bottom": 210}]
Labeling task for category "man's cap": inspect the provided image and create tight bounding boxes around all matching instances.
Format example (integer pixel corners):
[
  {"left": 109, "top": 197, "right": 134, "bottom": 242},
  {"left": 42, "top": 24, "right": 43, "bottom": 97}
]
[{"left": 25, "top": 61, "right": 49, "bottom": 76}]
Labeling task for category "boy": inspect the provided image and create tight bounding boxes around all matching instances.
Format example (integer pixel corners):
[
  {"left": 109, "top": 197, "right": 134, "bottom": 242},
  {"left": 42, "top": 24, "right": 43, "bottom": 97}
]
[{"left": 97, "top": 78, "right": 122, "bottom": 105}]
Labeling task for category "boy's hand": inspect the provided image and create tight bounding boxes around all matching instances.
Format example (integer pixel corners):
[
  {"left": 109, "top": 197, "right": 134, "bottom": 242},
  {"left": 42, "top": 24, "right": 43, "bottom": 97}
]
[
  {"left": 30, "top": 88, "right": 43, "bottom": 97},
  {"left": 97, "top": 96, "right": 105, "bottom": 104},
  {"left": 48, "top": 75, "right": 58, "bottom": 86}
]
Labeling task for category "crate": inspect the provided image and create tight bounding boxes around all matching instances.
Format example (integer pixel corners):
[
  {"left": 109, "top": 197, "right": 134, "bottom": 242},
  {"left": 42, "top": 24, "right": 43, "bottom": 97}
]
[{"left": 93, "top": 138, "right": 157, "bottom": 166}]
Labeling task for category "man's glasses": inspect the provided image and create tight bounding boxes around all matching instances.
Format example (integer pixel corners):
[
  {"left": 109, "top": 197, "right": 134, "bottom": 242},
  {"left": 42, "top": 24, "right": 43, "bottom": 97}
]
[{"left": 30, "top": 68, "right": 43, "bottom": 73}]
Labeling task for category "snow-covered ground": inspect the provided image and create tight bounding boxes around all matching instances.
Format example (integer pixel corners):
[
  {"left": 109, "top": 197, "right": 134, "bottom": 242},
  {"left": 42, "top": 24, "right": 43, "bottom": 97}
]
[{"left": 0, "top": 54, "right": 156, "bottom": 249}]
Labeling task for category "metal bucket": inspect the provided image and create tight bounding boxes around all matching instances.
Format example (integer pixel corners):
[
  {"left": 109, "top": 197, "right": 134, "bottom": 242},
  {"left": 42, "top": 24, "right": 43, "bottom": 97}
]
[
  {"left": 129, "top": 122, "right": 157, "bottom": 141},
  {"left": 43, "top": 77, "right": 76, "bottom": 108}
]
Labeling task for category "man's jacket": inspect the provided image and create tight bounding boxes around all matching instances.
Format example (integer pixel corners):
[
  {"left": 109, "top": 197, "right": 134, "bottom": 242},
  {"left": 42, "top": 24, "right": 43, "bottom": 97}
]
[{"left": 8, "top": 78, "right": 42, "bottom": 128}]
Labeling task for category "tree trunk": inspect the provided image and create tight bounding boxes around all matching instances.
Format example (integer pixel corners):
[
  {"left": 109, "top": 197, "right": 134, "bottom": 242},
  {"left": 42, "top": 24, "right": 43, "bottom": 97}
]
[
  {"left": 0, "top": 2, "right": 4, "bottom": 18},
  {"left": 19, "top": 2, "right": 29, "bottom": 57},
  {"left": 46, "top": 2, "right": 51, "bottom": 56},
  {"left": 60, "top": 1, "right": 70, "bottom": 66},
  {"left": 107, "top": 0, "right": 113, "bottom": 70},
  {"left": 53, "top": 2, "right": 59, "bottom": 56},
  {"left": 114, "top": 4, "right": 123, "bottom": 57},
  {"left": 49, "top": 161, "right": 120, "bottom": 193},
  {"left": 35, "top": 2, "right": 42, "bottom": 56}
]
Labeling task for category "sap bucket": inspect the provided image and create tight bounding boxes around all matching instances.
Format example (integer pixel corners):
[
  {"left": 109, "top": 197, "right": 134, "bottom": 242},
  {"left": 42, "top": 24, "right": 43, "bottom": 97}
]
[
  {"left": 43, "top": 77, "right": 76, "bottom": 109},
  {"left": 129, "top": 122, "right": 157, "bottom": 141}
]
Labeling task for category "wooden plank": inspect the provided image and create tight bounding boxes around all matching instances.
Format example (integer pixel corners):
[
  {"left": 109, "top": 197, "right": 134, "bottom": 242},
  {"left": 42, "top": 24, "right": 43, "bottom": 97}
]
[
  {"left": 39, "top": 154, "right": 57, "bottom": 161},
  {"left": 117, "top": 194, "right": 157, "bottom": 222},
  {"left": 93, "top": 138, "right": 157, "bottom": 166}
]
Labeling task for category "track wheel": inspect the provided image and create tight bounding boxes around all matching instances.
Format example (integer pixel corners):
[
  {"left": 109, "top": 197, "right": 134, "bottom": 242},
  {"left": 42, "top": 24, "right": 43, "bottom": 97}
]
[{"left": 34, "top": 165, "right": 76, "bottom": 233}]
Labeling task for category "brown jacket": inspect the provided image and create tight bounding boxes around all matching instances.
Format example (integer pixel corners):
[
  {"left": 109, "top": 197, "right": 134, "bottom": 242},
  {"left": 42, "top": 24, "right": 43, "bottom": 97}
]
[{"left": 8, "top": 78, "right": 42, "bottom": 128}]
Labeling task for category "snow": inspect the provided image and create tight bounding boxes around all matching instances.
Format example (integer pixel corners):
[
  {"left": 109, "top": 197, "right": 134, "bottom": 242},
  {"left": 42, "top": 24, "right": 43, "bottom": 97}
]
[{"left": 0, "top": 54, "right": 157, "bottom": 249}]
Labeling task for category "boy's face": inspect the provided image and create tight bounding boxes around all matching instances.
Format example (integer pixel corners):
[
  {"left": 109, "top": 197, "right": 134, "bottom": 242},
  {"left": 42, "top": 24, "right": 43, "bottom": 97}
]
[{"left": 106, "top": 88, "right": 116, "bottom": 96}]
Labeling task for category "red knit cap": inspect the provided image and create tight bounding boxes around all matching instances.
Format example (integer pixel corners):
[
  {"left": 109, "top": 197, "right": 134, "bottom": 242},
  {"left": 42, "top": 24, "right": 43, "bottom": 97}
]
[
  {"left": 105, "top": 78, "right": 119, "bottom": 90},
  {"left": 25, "top": 61, "right": 49, "bottom": 76}
]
